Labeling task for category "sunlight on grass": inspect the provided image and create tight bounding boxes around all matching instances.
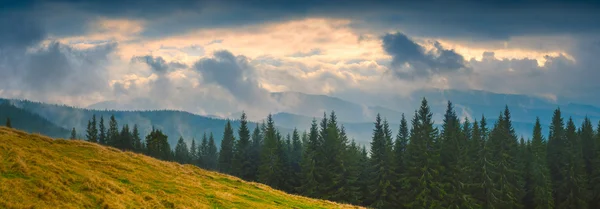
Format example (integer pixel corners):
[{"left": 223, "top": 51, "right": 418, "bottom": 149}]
[{"left": 0, "top": 127, "right": 362, "bottom": 208}]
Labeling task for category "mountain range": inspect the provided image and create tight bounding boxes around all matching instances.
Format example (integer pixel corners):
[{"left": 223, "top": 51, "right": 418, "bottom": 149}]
[{"left": 2, "top": 89, "right": 600, "bottom": 147}]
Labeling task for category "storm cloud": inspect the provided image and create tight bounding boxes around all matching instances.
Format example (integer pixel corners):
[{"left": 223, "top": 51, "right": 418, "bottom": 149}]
[
  {"left": 382, "top": 32, "right": 469, "bottom": 80},
  {"left": 131, "top": 55, "right": 188, "bottom": 73}
]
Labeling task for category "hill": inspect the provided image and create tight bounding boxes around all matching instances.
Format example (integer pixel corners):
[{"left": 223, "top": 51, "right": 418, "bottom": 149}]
[
  {"left": 0, "top": 127, "right": 361, "bottom": 209},
  {"left": 0, "top": 102, "right": 70, "bottom": 138}
]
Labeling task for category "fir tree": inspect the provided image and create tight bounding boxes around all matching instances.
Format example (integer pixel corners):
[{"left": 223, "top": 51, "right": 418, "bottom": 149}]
[
  {"left": 369, "top": 114, "right": 397, "bottom": 208},
  {"left": 190, "top": 139, "right": 197, "bottom": 166},
  {"left": 98, "top": 116, "right": 106, "bottom": 145},
  {"left": 530, "top": 118, "right": 554, "bottom": 209},
  {"left": 289, "top": 128, "right": 303, "bottom": 193},
  {"left": 233, "top": 112, "right": 253, "bottom": 180},
  {"left": 258, "top": 114, "right": 284, "bottom": 189},
  {"left": 218, "top": 120, "right": 236, "bottom": 174},
  {"left": 118, "top": 124, "right": 133, "bottom": 151},
  {"left": 248, "top": 124, "right": 262, "bottom": 181},
  {"left": 402, "top": 99, "right": 444, "bottom": 208},
  {"left": 174, "top": 136, "right": 190, "bottom": 164},
  {"left": 547, "top": 108, "right": 566, "bottom": 205},
  {"left": 145, "top": 128, "right": 170, "bottom": 161},
  {"left": 590, "top": 121, "right": 600, "bottom": 209},
  {"left": 580, "top": 117, "right": 596, "bottom": 182},
  {"left": 86, "top": 115, "right": 98, "bottom": 143},
  {"left": 318, "top": 111, "right": 349, "bottom": 201},
  {"left": 199, "top": 133, "right": 209, "bottom": 168},
  {"left": 5, "top": 117, "right": 11, "bottom": 128},
  {"left": 132, "top": 124, "right": 142, "bottom": 152},
  {"left": 299, "top": 119, "right": 320, "bottom": 197},
  {"left": 393, "top": 113, "right": 409, "bottom": 206},
  {"left": 107, "top": 115, "right": 119, "bottom": 147},
  {"left": 557, "top": 118, "right": 588, "bottom": 208},
  {"left": 70, "top": 127, "right": 77, "bottom": 139},
  {"left": 206, "top": 133, "right": 219, "bottom": 170}
]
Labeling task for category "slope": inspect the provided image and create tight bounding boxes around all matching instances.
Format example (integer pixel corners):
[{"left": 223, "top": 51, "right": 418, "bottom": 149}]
[
  {"left": 0, "top": 127, "right": 361, "bottom": 209},
  {"left": 0, "top": 102, "right": 70, "bottom": 138}
]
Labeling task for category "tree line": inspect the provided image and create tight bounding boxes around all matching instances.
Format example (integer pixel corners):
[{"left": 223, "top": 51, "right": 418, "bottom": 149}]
[{"left": 79, "top": 98, "right": 599, "bottom": 208}]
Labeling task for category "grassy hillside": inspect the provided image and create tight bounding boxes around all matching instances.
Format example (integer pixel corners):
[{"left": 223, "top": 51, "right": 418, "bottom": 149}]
[{"left": 0, "top": 127, "right": 361, "bottom": 209}]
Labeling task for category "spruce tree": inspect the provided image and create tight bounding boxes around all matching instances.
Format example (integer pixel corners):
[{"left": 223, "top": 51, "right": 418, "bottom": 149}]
[
  {"left": 369, "top": 114, "right": 397, "bottom": 208},
  {"left": 580, "top": 117, "right": 596, "bottom": 180},
  {"left": 299, "top": 119, "right": 320, "bottom": 197},
  {"left": 145, "top": 128, "right": 170, "bottom": 161},
  {"left": 590, "top": 121, "right": 600, "bottom": 209},
  {"left": 98, "top": 116, "right": 106, "bottom": 145},
  {"left": 289, "top": 128, "right": 303, "bottom": 193},
  {"left": 107, "top": 115, "right": 119, "bottom": 147},
  {"left": 258, "top": 114, "right": 284, "bottom": 189},
  {"left": 358, "top": 145, "right": 371, "bottom": 206},
  {"left": 174, "top": 136, "right": 190, "bottom": 164},
  {"left": 118, "top": 124, "right": 133, "bottom": 151},
  {"left": 70, "top": 127, "right": 77, "bottom": 139},
  {"left": 132, "top": 124, "right": 142, "bottom": 152},
  {"left": 318, "top": 111, "right": 348, "bottom": 201},
  {"left": 218, "top": 120, "right": 236, "bottom": 174},
  {"left": 199, "top": 133, "right": 209, "bottom": 168},
  {"left": 233, "top": 112, "right": 252, "bottom": 180},
  {"left": 334, "top": 126, "right": 361, "bottom": 204},
  {"left": 393, "top": 113, "right": 409, "bottom": 206},
  {"left": 190, "top": 139, "right": 197, "bottom": 166},
  {"left": 547, "top": 108, "right": 566, "bottom": 205},
  {"left": 5, "top": 117, "right": 11, "bottom": 128},
  {"left": 86, "top": 115, "right": 98, "bottom": 143},
  {"left": 439, "top": 101, "right": 476, "bottom": 208},
  {"left": 530, "top": 118, "right": 554, "bottom": 209},
  {"left": 402, "top": 99, "right": 444, "bottom": 208},
  {"left": 248, "top": 125, "right": 262, "bottom": 181},
  {"left": 557, "top": 118, "right": 588, "bottom": 208},
  {"left": 206, "top": 133, "right": 218, "bottom": 170}
]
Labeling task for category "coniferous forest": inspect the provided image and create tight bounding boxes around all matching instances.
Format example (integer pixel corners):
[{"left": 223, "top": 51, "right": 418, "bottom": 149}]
[{"left": 74, "top": 98, "right": 599, "bottom": 208}]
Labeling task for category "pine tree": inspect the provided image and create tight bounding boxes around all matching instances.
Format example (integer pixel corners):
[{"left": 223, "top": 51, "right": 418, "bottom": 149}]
[
  {"left": 278, "top": 131, "right": 293, "bottom": 192},
  {"left": 393, "top": 113, "right": 409, "bottom": 206},
  {"left": 206, "top": 133, "right": 219, "bottom": 170},
  {"left": 289, "top": 128, "right": 303, "bottom": 193},
  {"left": 107, "top": 115, "right": 119, "bottom": 147},
  {"left": 547, "top": 108, "right": 566, "bottom": 205},
  {"left": 218, "top": 120, "right": 236, "bottom": 174},
  {"left": 258, "top": 114, "right": 284, "bottom": 189},
  {"left": 248, "top": 124, "right": 262, "bottom": 181},
  {"left": 300, "top": 119, "right": 320, "bottom": 197},
  {"left": 190, "top": 139, "right": 197, "bottom": 166},
  {"left": 5, "top": 117, "right": 11, "bottom": 128},
  {"left": 439, "top": 101, "right": 476, "bottom": 208},
  {"left": 145, "top": 128, "right": 170, "bottom": 161},
  {"left": 529, "top": 118, "right": 554, "bottom": 209},
  {"left": 86, "top": 115, "right": 98, "bottom": 143},
  {"left": 132, "top": 124, "right": 142, "bottom": 152},
  {"left": 358, "top": 145, "right": 371, "bottom": 205},
  {"left": 580, "top": 117, "right": 596, "bottom": 182},
  {"left": 402, "top": 99, "right": 444, "bottom": 208},
  {"left": 334, "top": 126, "right": 361, "bottom": 204},
  {"left": 98, "top": 116, "right": 106, "bottom": 145},
  {"left": 590, "top": 121, "right": 600, "bottom": 209},
  {"left": 118, "top": 124, "right": 133, "bottom": 151},
  {"left": 70, "top": 127, "right": 77, "bottom": 139},
  {"left": 233, "top": 112, "right": 253, "bottom": 180},
  {"left": 369, "top": 114, "right": 397, "bottom": 208},
  {"left": 174, "top": 136, "right": 190, "bottom": 164},
  {"left": 485, "top": 107, "right": 523, "bottom": 208},
  {"left": 199, "top": 133, "right": 209, "bottom": 168},
  {"left": 557, "top": 118, "right": 588, "bottom": 208},
  {"left": 318, "top": 111, "right": 349, "bottom": 201}
]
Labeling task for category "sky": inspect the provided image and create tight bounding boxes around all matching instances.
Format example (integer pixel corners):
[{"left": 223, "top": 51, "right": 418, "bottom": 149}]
[{"left": 0, "top": 0, "right": 599, "bottom": 119}]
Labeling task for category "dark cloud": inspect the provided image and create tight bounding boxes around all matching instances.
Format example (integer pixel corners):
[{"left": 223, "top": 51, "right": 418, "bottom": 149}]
[
  {"left": 131, "top": 55, "right": 188, "bottom": 73},
  {"left": 382, "top": 32, "right": 469, "bottom": 79},
  {"left": 4, "top": 0, "right": 597, "bottom": 40},
  {"left": 193, "top": 50, "right": 273, "bottom": 107}
]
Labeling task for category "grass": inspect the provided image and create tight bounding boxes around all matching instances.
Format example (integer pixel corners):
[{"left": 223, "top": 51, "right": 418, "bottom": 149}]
[{"left": 0, "top": 127, "right": 363, "bottom": 209}]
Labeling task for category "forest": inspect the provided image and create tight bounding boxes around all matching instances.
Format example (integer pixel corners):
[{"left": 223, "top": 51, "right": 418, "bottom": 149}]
[{"left": 64, "top": 98, "right": 596, "bottom": 208}]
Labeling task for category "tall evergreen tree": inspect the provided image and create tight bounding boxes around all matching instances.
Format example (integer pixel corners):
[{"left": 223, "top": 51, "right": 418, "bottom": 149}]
[
  {"left": 218, "top": 120, "right": 236, "bottom": 174},
  {"left": 402, "top": 99, "right": 444, "bottom": 208},
  {"left": 393, "top": 113, "right": 409, "bottom": 206},
  {"left": 556, "top": 118, "right": 588, "bottom": 208},
  {"left": 5, "top": 117, "right": 11, "bottom": 128},
  {"left": 86, "top": 115, "right": 98, "bottom": 143},
  {"left": 529, "top": 118, "right": 554, "bottom": 209},
  {"left": 190, "top": 139, "right": 197, "bottom": 166},
  {"left": 289, "top": 128, "right": 303, "bottom": 193},
  {"left": 70, "top": 127, "right": 77, "bottom": 139},
  {"left": 333, "top": 126, "right": 361, "bottom": 204},
  {"left": 590, "top": 121, "right": 600, "bottom": 209},
  {"left": 318, "top": 111, "right": 348, "bottom": 201},
  {"left": 580, "top": 117, "right": 596, "bottom": 179},
  {"left": 145, "top": 128, "right": 171, "bottom": 161},
  {"left": 485, "top": 107, "right": 523, "bottom": 208},
  {"left": 258, "top": 114, "right": 284, "bottom": 189},
  {"left": 174, "top": 137, "right": 190, "bottom": 164},
  {"left": 369, "top": 114, "right": 397, "bottom": 208},
  {"left": 547, "top": 108, "right": 566, "bottom": 205},
  {"left": 107, "top": 115, "right": 119, "bottom": 147},
  {"left": 300, "top": 119, "right": 320, "bottom": 197},
  {"left": 118, "top": 124, "right": 133, "bottom": 151},
  {"left": 248, "top": 124, "right": 262, "bottom": 181},
  {"left": 206, "top": 133, "right": 219, "bottom": 170},
  {"left": 98, "top": 116, "right": 106, "bottom": 145},
  {"left": 132, "top": 124, "right": 142, "bottom": 152},
  {"left": 233, "top": 112, "right": 253, "bottom": 180},
  {"left": 199, "top": 133, "right": 209, "bottom": 168},
  {"left": 439, "top": 101, "right": 476, "bottom": 208}
]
